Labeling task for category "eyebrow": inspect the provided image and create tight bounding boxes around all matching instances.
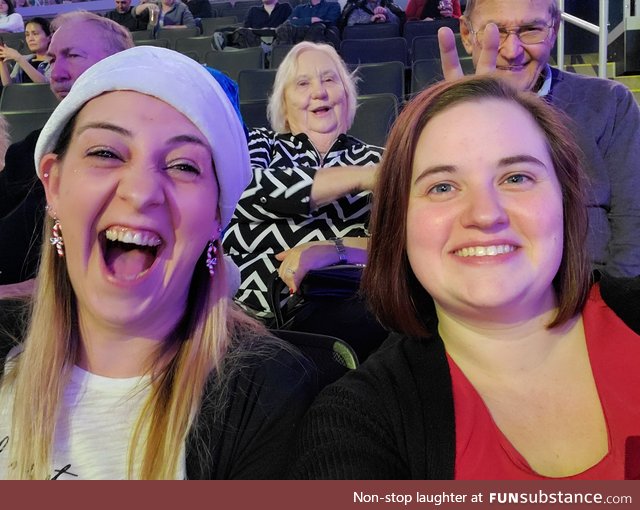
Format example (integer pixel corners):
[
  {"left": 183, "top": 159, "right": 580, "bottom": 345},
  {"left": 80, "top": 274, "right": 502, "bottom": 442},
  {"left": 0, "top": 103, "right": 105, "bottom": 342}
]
[
  {"left": 76, "top": 122, "right": 209, "bottom": 148},
  {"left": 413, "top": 154, "right": 548, "bottom": 185}
]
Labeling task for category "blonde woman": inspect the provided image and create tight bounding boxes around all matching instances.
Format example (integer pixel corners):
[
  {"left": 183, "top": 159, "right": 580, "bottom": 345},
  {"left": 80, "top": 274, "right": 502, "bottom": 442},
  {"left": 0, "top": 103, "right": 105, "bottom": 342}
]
[{"left": 0, "top": 46, "right": 314, "bottom": 480}]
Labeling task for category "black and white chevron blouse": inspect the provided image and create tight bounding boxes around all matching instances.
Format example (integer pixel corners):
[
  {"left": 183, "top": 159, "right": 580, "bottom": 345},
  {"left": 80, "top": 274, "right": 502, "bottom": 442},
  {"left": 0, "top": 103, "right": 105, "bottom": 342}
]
[{"left": 223, "top": 127, "right": 383, "bottom": 317}]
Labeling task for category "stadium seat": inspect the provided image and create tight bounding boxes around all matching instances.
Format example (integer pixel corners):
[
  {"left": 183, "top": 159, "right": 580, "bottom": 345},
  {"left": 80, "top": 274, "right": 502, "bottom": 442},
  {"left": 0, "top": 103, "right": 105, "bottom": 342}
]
[
  {"left": 204, "top": 46, "right": 264, "bottom": 81},
  {"left": 348, "top": 93, "right": 399, "bottom": 147},
  {"left": 340, "top": 37, "right": 407, "bottom": 66},
  {"left": 0, "top": 83, "right": 58, "bottom": 113},
  {"left": 3, "top": 110, "right": 52, "bottom": 142},
  {"left": 352, "top": 61, "right": 405, "bottom": 102},
  {"left": 175, "top": 36, "right": 215, "bottom": 62},
  {"left": 239, "top": 98, "right": 269, "bottom": 130},
  {"left": 200, "top": 16, "right": 239, "bottom": 35},
  {"left": 238, "top": 68, "right": 277, "bottom": 101},
  {"left": 269, "top": 44, "right": 294, "bottom": 68},
  {"left": 342, "top": 23, "right": 400, "bottom": 40}
]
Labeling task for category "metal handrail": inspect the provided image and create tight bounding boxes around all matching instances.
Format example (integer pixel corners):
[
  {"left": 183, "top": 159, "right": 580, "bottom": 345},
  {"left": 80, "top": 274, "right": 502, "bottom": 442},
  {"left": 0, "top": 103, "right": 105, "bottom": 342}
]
[{"left": 556, "top": 0, "right": 609, "bottom": 78}]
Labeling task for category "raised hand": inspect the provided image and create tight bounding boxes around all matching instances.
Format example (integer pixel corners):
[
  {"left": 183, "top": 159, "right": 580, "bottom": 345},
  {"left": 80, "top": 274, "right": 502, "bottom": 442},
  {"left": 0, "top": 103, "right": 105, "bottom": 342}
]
[{"left": 437, "top": 23, "right": 500, "bottom": 81}]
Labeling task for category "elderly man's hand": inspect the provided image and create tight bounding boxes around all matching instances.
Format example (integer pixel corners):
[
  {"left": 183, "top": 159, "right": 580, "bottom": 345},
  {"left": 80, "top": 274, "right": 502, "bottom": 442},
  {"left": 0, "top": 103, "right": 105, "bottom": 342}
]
[{"left": 437, "top": 24, "right": 499, "bottom": 80}]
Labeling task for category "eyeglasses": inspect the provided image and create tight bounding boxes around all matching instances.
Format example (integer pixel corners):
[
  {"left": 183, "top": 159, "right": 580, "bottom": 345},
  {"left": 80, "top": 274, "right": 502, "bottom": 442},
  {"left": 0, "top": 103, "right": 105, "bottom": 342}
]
[{"left": 469, "top": 21, "right": 554, "bottom": 46}]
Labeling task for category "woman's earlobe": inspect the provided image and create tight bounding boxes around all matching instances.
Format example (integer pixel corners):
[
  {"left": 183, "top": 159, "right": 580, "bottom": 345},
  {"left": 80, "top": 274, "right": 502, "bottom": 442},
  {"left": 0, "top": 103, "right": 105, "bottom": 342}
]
[{"left": 39, "top": 153, "right": 61, "bottom": 214}]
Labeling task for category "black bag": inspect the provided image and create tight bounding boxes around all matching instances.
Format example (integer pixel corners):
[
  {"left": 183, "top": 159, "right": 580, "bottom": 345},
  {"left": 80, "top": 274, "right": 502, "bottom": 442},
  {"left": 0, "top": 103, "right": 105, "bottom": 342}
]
[{"left": 267, "top": 264, "right": 363, "bottom": 329}]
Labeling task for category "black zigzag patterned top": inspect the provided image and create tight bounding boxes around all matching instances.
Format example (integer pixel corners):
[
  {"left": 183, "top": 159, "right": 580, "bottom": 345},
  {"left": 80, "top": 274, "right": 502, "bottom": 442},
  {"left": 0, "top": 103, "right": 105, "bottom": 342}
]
[{"left": 223, "top": 128, "right": 383, "bottom": 317}]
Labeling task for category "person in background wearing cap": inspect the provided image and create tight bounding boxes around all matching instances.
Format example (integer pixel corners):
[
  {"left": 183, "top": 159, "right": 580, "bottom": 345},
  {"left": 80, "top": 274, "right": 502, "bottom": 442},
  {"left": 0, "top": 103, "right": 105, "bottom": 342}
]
[
  {"left": 437, "top": 0, "right": 640, "bottom": 277},
  {"left": 0, "top": 46, "right": 316, "bottom": 480}
]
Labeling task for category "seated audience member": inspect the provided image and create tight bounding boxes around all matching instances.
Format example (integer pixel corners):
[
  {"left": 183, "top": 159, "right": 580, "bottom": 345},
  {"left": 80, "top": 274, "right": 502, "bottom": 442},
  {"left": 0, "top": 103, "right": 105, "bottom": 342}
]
[
  {"left": 212, "top": 0, "right": 292, "bottom": 50},
  {"left": 104, "top": 0, "right": 148, "bottom": 31},
  {"left": 0, "top": 12, "right": 134, "bottom": 289},
  {"left": 223, "top": 42, "right": 387, "bottom": 360},
  {"left": 0, "top": 16, "right": 50, "bottom": 85},
  {"left": 292, "top": 76, "right": 640, "bottom": 480},
  {"left": 340, "top": 0, "right": 403, "bottom": 27},
  {"left": 406, "top": 0, "right": 461, "bottom": 21},
  {"left": 0, "top": 0, "right": 23, "bottom": 33},
  {"left": 136, "top": 0, "right": 196, "bottom": 29},
  {"left": 0, "top": 46, "right": 315, "bottom": 480},
  {"left": 275, "top": 0, "right": 341, "bottom": 46},
  {"left": 185, "top": 0, "right": 213, "bottom": 19},
  {"left": 439, "top": 0, "right": 640, "bottom": 276}
]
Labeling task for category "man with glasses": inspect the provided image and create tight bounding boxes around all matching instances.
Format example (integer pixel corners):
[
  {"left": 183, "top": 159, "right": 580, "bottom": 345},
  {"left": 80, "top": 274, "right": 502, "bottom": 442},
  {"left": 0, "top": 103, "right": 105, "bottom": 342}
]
[{"left": 438, "top": 0, "right": 640, "bottom": 279}]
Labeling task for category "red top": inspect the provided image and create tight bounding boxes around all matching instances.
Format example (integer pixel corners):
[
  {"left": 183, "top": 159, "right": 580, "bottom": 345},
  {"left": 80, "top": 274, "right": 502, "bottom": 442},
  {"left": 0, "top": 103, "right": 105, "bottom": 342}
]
[
  {"left": 405, "top": 0, "right": 462, "bottom": 21},
  {"left": 450, "top": 284, "right": 640, "bottom": 479}
]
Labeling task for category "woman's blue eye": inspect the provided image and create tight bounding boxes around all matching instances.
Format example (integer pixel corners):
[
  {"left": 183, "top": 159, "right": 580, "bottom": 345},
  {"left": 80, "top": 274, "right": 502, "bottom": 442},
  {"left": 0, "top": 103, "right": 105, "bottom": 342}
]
[
  {"left": 429, "top": 183, "right": 453, "bottom": 194},
  {"left": 504, "top": 174, "right": 531, "bottom": 184}
]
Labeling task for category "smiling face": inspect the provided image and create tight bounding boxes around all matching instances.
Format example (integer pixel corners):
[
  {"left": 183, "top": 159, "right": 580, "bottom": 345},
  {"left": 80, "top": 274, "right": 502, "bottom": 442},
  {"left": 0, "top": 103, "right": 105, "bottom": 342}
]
[
  {"left": 461, "top": 0, "right": 557, "bottom": 92},
  {"left": 406, "top": 98, "right": 564, "bottom": 325},
  {"left": 41, "top": 91, "right": 220, "bottom": 339},
  {"left": 48, "top": 20, "right": 114, "bottom": 100},
  {"left": 25, "top": 22, "right": 51, "bottom": 55},
  {"left": 284, "top": 49, "right": 349, "bottom": 142}
]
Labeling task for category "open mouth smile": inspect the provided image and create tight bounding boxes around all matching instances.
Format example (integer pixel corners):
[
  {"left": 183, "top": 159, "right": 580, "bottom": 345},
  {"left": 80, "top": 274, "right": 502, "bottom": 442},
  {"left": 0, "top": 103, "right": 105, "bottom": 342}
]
[{"left": 100, "top": 226, "right": 163, "bottom": 282}]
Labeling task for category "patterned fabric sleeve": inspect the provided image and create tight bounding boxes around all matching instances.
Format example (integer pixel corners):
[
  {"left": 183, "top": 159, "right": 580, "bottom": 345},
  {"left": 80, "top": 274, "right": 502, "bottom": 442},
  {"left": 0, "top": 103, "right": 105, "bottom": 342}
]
[{"left": 237, "top": 128, "right": 319, "bottom": 220}]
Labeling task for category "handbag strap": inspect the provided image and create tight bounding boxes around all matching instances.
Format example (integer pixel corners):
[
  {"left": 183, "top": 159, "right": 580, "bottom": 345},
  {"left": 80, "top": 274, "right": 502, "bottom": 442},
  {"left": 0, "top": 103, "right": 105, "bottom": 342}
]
[{"left": 267, "top": 273, "right": 288, "bottom": 329}]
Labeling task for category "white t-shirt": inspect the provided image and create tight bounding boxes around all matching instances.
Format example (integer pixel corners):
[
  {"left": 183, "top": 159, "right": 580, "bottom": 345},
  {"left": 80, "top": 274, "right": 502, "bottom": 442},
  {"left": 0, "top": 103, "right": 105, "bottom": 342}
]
[{"left": 0, "top": 363, "right": 185, "bottom": 479}]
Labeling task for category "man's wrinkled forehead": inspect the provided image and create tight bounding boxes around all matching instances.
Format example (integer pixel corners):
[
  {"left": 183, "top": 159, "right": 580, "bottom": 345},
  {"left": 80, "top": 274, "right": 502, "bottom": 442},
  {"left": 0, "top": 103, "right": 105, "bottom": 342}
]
[
  {"left": 469, "top": 0, "right": 556, "bottom": 24},
  {"left": 49, "top": 21, "right": 110, "bottom": 59}
]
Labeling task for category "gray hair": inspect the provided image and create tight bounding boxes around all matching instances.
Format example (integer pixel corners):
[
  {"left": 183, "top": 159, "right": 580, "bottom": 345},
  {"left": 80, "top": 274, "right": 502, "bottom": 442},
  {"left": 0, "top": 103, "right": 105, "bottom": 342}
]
[
  {"left": 464, "top": 0, "right": 561, "bottom": 25},
  {"left": 51, "top": 11, "right": 134, "bottom": 55},
  {"left": 267, "top": 42, "right": 358, "bottom": 133}
]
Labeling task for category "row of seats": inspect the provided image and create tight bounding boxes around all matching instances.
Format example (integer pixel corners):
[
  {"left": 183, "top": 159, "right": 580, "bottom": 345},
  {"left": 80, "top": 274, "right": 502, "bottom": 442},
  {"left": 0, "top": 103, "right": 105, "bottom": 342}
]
[
  {"left": 135, "top": 31, "right": 470, "bottom": 71},
  {"left": 0, "top": 80, "right": 399, "bottom": 147}
]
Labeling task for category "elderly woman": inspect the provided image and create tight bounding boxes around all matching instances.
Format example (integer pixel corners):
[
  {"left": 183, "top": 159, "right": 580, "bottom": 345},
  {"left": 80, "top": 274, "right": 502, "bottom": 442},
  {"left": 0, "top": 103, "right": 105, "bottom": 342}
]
[
  {"left": 292, "top": 77, "right": 640, "bottom": 479},
  {"left": 223, "top": 41, "right": 384, "bottom": 359},
  {"left": 0, "top": 47, "right": 314, "bottom": 480}
]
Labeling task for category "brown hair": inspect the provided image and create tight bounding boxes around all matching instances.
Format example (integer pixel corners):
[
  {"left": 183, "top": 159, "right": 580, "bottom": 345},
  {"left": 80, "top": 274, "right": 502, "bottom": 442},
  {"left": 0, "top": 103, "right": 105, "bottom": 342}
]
[{"left": 362, "top": 76, "right": 591, "bottom": 337}]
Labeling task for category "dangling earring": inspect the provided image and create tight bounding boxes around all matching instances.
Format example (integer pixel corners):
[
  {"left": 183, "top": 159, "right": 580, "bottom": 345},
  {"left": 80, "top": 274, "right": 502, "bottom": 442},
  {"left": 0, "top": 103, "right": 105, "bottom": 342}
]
[
  {"left": 50, "top": 219, "right": 64, "bottom": 257},
  {"left": 205, "top": 239, "right": 218, "bottom": 276}
]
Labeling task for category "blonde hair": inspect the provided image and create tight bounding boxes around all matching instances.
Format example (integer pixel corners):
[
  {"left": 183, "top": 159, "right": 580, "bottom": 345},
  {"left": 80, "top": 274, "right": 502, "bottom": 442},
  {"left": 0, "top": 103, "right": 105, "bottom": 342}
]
[
  {"left": 2, "top": 217, "right": 266, "bottom": 479},
  {"left": 267, "top": 41, "right": 358, "bottom": 133}
]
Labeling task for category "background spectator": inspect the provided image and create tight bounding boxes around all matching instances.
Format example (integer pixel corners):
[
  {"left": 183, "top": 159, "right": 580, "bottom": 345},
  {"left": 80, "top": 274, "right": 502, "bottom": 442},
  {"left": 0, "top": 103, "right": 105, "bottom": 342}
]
[
  {"left": 185, "top": 0, "right": 213, "bottom": 19},
  {"left": 340, "top": 0, "right": 404, "bottom": 27},
  {"left": 223, "top": 42, "right": 386, "bottom": 360},
  {"left": 0, "top": 0, "right": 23, "bottom": 33},
  {"left": 439, "top": 0, "right": 640, "bottom": 276},
  {"left": 104, "top": 0, "right": 148, "bottom": 32},
  {"left": 212, "top": 0, "right": 292, "bottom": 50},
  {"left": 275, "top": 0, "right": 341, "bottom": 45},
  {"left": 406, "top": 0, "right": 461, "bottom": 21},
  {"left": 0, "top": 16, "right": 50, "bottom": 85}
]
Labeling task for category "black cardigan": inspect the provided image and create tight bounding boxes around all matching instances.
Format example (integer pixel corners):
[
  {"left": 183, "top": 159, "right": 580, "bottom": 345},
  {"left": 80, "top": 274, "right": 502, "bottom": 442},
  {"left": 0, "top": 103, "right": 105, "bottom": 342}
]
[{"left": 290, "top": 274, "right": 640, "bottom": 479}]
